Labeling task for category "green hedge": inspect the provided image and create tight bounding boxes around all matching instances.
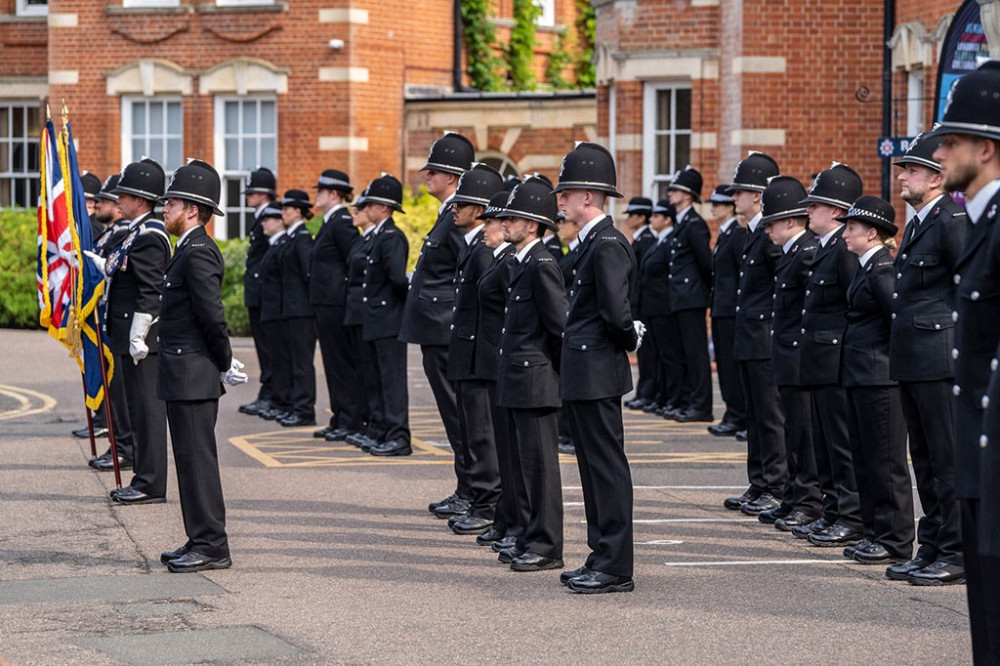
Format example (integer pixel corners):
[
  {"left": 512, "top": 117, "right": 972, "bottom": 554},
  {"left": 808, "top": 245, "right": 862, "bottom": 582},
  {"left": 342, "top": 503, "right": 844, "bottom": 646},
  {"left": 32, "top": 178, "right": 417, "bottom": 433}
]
[{"left": 2, "top": 186, "right": 442, "bottom": 336}]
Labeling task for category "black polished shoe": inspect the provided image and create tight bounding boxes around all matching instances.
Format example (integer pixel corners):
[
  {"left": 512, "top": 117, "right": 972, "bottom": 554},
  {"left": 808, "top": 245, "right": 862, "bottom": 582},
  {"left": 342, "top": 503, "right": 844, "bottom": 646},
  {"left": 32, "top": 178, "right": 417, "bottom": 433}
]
[
  {"left": 907, "top": 560, "right": 966, "bottom": 586},
  {"left": 160, "top": 544, "right": 191, "bottom": 564},
  {"left": 239, "top": 399, "right": 265, "bottom": 416},
  {"left": 843, "top": 537, "right": 874, "bottom": 559},
  {"left": 323, "top": 428, "right": 355, "bottom": 442},
  {"left": 792, "top": 516, "right": 831, "bottom": 539},
  {"left": 510, "top": 552, "right": 563, "bottom": 572},
  {"left": 110, "top": 486, "right": 166, "bottom": 505},
  {"left": 659, "top": 407, "right": 685, "bottom": 420},
  {"left": 566, "top": 571, "right": 635, "bottom": 594},
  {"left": 625, "top": 398, "right": 650, "bottom": 410},
  {"left": 497, "top": 546, "right": 525, "bottom": 564},
  {"left": 560, "top": 564, "right": 591, "bottom": 586},
  {"left": 707, "top": 422, "right": 739, "bottom": 436},
  {"left": 886, "top": 556, "right": 934, "bottom": 581},
  {"left": 854, "top": 541, "right": 907, "bottom": 565},
  {"left": 313, "top": 426, "right": 334, "bottom": 438},
  {"left": 558, "top": 441, "right": 576, "bottom": 455},
  {"left": 447, "top": 512, "right": 470, "bottom": 528},
  {"left": 346, "top": 432, "right": 369, "bottom": 448},
  {"left": 643, "top": 402, "right": 664, "bottom": 414},
  {"left": 740, "top": 493, "right": 781, "bottom": 516},
  {"left": 434, "top": 496, "right": 471, "bottom": 519},
  {"left": 774, "top": 510, "right": 818, "bottom": 532},
  {"left": 166, "top": 551, "right": 232, "bottom": 573},
  {"left": 807, "top": 523, "right": 862, "bottom": 547},
  {"left": 279, "top": 414, "right": 316, "bottom": 427},
  {"left": 675, "top": 409, "right": 714, "bottom": 423},
  {"left": 73, "top": 426, "right": 109, "bottom": 439},
  {"left": 491, "top": 536, "right": 517, "bottom": 552},
  {"left": 360, "top": 436, "right": 379, "bottom": 453},
  {"left": 758, "top": 503, "right": 794, "bottom": 524},
  {"left": 476, "top": 527, "right": 506, "bottom": 546},
  {"left": 259, "top": 408, "right": 287, "bottom": 421},
  {"left": 724, "top": 487, "right": 761, "bottom": 511},
  {"left": 369, "top": 440, "right": 412, "bottom": 456},
  {"left": 735, "top": 430, "right": 748, "bottom": 441},
  {"left": 429, "top": 493, "right": 458, "bottom": 513},
  {"left": 91, "top": 455, "right": 133, "bottom": 472}
]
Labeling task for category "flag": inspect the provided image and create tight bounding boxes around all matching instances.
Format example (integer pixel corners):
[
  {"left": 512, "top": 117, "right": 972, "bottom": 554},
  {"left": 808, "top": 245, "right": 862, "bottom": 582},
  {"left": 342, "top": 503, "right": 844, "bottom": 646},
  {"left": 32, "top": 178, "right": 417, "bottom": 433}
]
[{"left": 37, "top": 112, "right": 114, "bottom": 410}]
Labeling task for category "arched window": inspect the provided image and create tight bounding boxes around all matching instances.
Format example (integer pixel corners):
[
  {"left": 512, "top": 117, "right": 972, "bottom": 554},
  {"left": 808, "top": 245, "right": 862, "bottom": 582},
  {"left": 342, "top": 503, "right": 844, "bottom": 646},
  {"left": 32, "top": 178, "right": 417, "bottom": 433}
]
[{"left": 477, "top": 151, "right": 520, "bottom": 179}]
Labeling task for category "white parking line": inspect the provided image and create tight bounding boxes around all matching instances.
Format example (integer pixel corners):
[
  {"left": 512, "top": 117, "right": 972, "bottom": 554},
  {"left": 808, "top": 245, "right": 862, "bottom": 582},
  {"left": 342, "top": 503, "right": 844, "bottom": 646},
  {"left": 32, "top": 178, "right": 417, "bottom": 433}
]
[
  {"left": 662, "top": 559, "right": 841, "bottom": 567},
  {"left": 563, "top": 485, "right": 746, "bottom": 491},
  {"left": 582, "top": 518, "right": 756, "bottom": 524}
]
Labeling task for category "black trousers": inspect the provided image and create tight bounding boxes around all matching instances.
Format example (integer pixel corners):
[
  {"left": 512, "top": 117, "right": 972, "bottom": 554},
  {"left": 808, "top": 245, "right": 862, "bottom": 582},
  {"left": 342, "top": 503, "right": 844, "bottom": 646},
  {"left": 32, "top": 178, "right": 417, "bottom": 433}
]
[
  {"left": 346, "top": 324, "right": 380, "bottom": 438},
  {"left": 420, "top": 344, "right": 468, "bottom": 497},
  {"left": 369, "top": 336, "right": 409, "bottom": 445},
  {"left": 649, "top": 315, "right": 684, "bottom": 409},
  {"left": 899, "top": 380, "right": 963, "bottom": 565},
  {"left": 120, "top": 353, "right": 167, "bottom": 497},
  {"left": 778, "top": 385, "right": 822, "bottom": 515},
  {"left": 166, "top": 399, "right": 229, "bottom": 558},
  {"left": 261, "top": 320, "right": 290, "bottom": 412},
  {"left": 810, "top": 384, "right": 862, "bottom": 530},
  {"left": 634, "top": 326, "right": 660, "bottom": 402},
  {"left": 675, "top": 308, "right": 713, "bottom": 414},
  {"left": 737, "top": 359, "right": 786, "bottom": 497},
  {"left": 286, "top": 316, "right": 317, "bottom": 420},
  {"left": 711, "top": 316, "right": 746, "bottom": 428},
  {"left": 508, "top": 407, "right": 563, "bottom": 559},
  {"left": 959, "top": 499, "right": 1000, "bottom": 665},
  {"left": 846, "top": 385, "right": 914, "bottom": 557},
  {"left": 98, "top": 359, "right": 134, "bottom": 461},
  {"left": 456, "top": 379, "right": 502, "bottom": 519},
  {"left": 487, "top": 384, "right": 518, "bottom": 538},
  {"left": 247, "top": 306, "right": 272, "bottom": 402},
  {"left": 565, "top": 398, "right": 633, "bottom": 577},
  {"left": 314, "top": 304, "right": 362, "bottom": 430}
]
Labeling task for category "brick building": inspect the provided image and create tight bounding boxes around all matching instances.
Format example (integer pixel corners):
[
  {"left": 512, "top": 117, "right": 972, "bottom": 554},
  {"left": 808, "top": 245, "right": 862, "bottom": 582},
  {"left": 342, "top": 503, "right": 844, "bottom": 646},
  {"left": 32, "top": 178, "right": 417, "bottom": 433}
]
[
  {"left": 593, "top": 0, "right": 998, "bottom": 221},
  {"left": 0, "top": 0, "right": 595, "bottom": 238}
]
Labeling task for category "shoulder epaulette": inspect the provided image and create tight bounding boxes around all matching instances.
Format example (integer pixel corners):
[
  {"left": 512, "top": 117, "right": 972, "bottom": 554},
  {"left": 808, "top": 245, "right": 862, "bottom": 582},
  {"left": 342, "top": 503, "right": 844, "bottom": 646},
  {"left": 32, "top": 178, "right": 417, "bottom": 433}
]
[{"left": 537, "top": 255, "right": 553, "bottom": 262}]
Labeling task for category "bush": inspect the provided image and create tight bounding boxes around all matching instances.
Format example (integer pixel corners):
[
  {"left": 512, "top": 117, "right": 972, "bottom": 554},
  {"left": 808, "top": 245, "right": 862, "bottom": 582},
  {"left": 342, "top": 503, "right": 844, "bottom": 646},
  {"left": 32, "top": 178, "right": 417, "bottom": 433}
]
[
  {"left": 217, "top": 237, "right": 250, "bottom": 337},
  {"left": 396, "top": 186, "right": 443, "bottom": 272},
  {"left": 0, "top": 209, "right": 43, "bottom": 329}
]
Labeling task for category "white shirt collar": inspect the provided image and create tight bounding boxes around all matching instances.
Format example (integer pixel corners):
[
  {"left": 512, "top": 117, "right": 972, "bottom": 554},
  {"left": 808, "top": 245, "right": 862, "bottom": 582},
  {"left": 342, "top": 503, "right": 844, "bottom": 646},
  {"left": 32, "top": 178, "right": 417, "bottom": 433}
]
[
  {"left": 719, "top": 217, "right": 738, "bottom": 233},
  {"left": 464, "top": 223, "right": 485, "bottom": 245},
  {"left": 858, "top": 245, "right": 881, "bottom": 267},
  {"left": 493, "top": 241, "right": 511, "bottom": 257},
  {"left": 286, "top": 220, "right": 305, "bottom": 236},
  {"left": 360, "top": 225, "right": 376, "bottom": 238},
  {"left": 268, "top": 230, "right": 286, "bottom": 245},
  {"left": 128, "top": 211, "right": 152, "bottom": 229},
  {"left": 578, "top": 213, "right": 607, "bottom": 243},
  {"left": 675, "top": 206, "right": 692, "bottom": 224},
  {"left": 915, "top": 194, "right": 944, "bottom": 224},
  {"left": 747, "top": 212, "right": 763, "bottom": 233},
  {"left": 372, "top": 217, "right": 390, "bottom": 235},
  {"left": 255, "top": 202, "right": 268, "bottom": 216},
  {"left": 783, "top": 229, "right": 807, "bottom": 254},
  {"left": 657, "top": 226, "right": 675, "bottom": 243},
  {"left": 966, "top": 179, "right": 1000, "bottom": 224},
  {"left": 819, "top": 225, "right": 841, "bottom": 247},
  {"left": 568, "top": 238, "right": 580, "bottom": 251},
  {"left": 632, "top": 224, "right": 650, "bottom": 241},
  {"left": 177, "top": 225, "right": 199, "bottom": 247},
  {"left": 438, "top": 193, "right": 455, "bottom": 216},
  {"left": 323, "top": 203, "right": 345, "bottom": 222},
  {"left": 514, "top": 237, "right": 543, "bottom": 263}
]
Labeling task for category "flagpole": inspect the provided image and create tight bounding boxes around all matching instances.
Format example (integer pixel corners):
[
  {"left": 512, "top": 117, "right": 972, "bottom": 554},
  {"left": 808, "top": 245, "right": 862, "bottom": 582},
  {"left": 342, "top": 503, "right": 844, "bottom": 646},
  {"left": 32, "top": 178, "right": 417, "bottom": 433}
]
[
  {"left": 80, "top": 375, "right": 98, "bottom": 458},
  {"left": 92, "top": 309, "right": 122, "bottom": 490}
]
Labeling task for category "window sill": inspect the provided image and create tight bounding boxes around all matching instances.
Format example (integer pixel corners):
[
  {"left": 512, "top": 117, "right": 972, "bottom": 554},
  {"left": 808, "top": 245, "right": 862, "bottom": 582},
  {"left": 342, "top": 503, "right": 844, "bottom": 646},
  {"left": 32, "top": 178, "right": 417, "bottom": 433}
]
[
  {"left": 0, "top": 14, "right": 47, "bottom": 22},
  {"left": 488, "top": 17, "right": 566, "bottom": 35},
  {"left": 106, "top": 4, "right": 195, "bottom": 16},
  {"left": 197, "top": 2, "right": 287, "bottom": 14}
]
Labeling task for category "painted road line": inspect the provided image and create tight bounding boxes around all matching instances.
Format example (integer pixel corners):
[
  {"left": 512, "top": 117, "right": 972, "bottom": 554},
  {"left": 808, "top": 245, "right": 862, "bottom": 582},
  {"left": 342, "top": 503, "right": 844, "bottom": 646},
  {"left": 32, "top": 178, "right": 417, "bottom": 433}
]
[
  {"left": 662, "top": 559, "right": 842, "bottom": 567},
  {"left": 581, "top": 518, "right": 757, "bottom": 524},
  {"left": 0, "top": 384, "right": 58, "bottom": 422}
]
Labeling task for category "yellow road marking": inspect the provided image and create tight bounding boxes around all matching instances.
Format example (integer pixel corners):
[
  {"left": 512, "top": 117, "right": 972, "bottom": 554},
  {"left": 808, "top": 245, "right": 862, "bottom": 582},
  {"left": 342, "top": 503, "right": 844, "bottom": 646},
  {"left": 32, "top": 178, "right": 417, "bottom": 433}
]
[{"left": 0, "top": 384, "right": 58, "bottom": 422}]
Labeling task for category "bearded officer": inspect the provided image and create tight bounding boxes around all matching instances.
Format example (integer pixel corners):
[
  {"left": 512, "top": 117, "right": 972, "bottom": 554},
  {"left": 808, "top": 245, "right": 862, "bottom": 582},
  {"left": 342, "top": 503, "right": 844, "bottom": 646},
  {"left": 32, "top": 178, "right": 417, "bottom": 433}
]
[
  {"left": 554, "top": 142, "right": 642, "bottom": 594},
  {"left": 156, "top": 159, "right": 246, "bottom": 572}
]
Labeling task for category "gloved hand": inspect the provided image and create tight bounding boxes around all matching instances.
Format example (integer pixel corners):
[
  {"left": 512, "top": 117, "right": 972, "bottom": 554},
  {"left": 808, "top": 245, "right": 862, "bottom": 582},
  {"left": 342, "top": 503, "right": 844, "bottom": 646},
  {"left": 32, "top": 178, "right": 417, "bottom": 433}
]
[
  {"left": 220, "top": 358, "right": 248, "bottom": 386},
  {"left": 83, "top": 250, "right": 108, "bottom": 276},
  {"left": 128, "top": 312, "right": 154, "bottom": 364},
  {"left": 633, "top": 320, "right": 647, "bottom": 351}
]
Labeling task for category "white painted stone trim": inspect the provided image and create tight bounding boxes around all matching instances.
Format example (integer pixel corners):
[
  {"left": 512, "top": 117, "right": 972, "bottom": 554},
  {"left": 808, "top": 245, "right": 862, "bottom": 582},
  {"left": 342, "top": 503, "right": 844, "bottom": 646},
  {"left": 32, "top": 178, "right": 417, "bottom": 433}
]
[
  {"left": 49, "top": 70, "right": 79, "bottom": 85},
  {"left": 48, "top": 12, "right": 78, "bottom": 27},
  {"left": 730, "top": 129, "right": 786, "bottom": 146},
  {"left": 318, "top": 8, "right": 368, "bottom": 23},
  {"left": 731, "top": 57, "right": 786, "bottom": 74},
  {"left": 319, "top": 136, "right": 369, "bottom": 152},
  {"left": 318, "top": 67, "right": 369, "bottom": 83}
]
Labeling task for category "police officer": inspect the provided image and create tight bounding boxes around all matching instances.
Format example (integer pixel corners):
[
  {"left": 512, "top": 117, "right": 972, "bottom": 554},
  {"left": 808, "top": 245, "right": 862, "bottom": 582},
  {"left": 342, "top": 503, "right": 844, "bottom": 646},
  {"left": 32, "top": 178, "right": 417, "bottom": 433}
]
[
  {"left": 929, "top": 60, "right": 1000, "bottom": 662},
  {"left": 887, "top": 131, "right": 967, "bottom": 584},
  {"left": 623, "top": 196, "right": 659, "bottom": 411},
  {"left": 707, "top": 185, "right": 747, "bottom": 437},
  {"left": 724, "top": 152, "right": 786, "bottom": 514},
  {"left": 85, "top": 158, "right": 170, "bottom": 505},
  {"left": 839, "top": 196, "right": 914, "bottom": 566},
  {"left": 796, "top": 163, "right": 865, "bottom": 547},
  {"left": 257, "top": 206, "right": 291, "bottom": 422},
  {"left": 445, "top": 164, "right": 505, "bottom": 533},
  {"left": 665, "top": 167, "right": 713, "bottom": 422},
  {"left": 310, "top": 170, "right": 361, "bottom": 441},
  {"left": 402, "top": 132, "right": 474, "bottom": 514},
  {"left": 494, "top": 177, "right": 567, "bottom": 572},
  {"left": 760, "top": 176, "right": 823, "bottom": 530},
  {"left": 157, "top": 159, "right": 246, "bottom": 572},
  {"left": 238, "top": 167, "right": 278, "bottom": 417},
  {"left": 81, "top": 171, "right": 102, "bottom": 239},
  {"left": 555, "top": 142, "right": 642, "bottom": 594},
  {"left": 358, "top": 174, "right": 412, "bottom": 457}
]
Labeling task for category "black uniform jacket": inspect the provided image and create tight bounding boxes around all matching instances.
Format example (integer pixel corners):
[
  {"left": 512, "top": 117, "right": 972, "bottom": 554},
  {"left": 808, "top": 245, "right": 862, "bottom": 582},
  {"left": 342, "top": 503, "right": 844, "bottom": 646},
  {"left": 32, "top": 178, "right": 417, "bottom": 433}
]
[
  {"left": 473, "top": 245, "right": 516, "bottom": 381},
  {"left": 711, "top": 218, "right": 747, "bottom": 318},
  {"left": 799, "top": 226, "right": 857, "bottom": 386},
  {"left": 733, "top": 219, "right": 782, "bottom": 362},
  {"left": 771, "top": 231, "right": 819, "bottom": 386},
  {"left": 259, "top": 234, "right": 289, "bottom": 323},
  {"left": 343, "top": 230, "right": 374, "bottom": 327},
  {"left": 890, "top": 195, "right": 968, "bottom": 382},
  {"left": 243, "top": 207, "right": 269, "bottom": 308},
  {"left": 496, "top": 241, "right": 567, "bottom": 409},
  {"left": 106, "top": 212, "right": 171, "bottom": 355},
  {"left": 635, "top": 233, "right": 672, "bottom": 319},
  {"left": 667, "top": 209, "right": 713, "bottom": 311},
  {"left": 399, "top": 204, "right": 464, "bottom": 345},
  {"left": 279, "top": 222, "right": 313, "bottom": 319},
  {"left": 447, "top": 229, "right": 493, "bottom": 381},
  {"left": 309, "top": 206, "right": 358, "bottom": 307},
  {"left": 362, "top": 219, "right": 409, "bottom": 341},
  {"left": 544, "top": 233, "right": 565, "bottom": 262},
  {"left": 559, "top": 216, "right": 638, "bottom": 401},
  {"left": 842, "top": 247, "right": 896, "bottom": 388},
  {"left": 157, "top": 225, "right": 232, "bottom": 402}
]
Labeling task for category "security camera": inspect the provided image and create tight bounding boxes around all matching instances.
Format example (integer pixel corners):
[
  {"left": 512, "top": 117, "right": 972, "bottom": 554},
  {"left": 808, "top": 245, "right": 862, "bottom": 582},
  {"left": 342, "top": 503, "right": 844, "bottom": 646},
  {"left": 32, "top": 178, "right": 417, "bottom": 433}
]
[{"left": 328, "top": 39, "right": 345, "bottom": 50}]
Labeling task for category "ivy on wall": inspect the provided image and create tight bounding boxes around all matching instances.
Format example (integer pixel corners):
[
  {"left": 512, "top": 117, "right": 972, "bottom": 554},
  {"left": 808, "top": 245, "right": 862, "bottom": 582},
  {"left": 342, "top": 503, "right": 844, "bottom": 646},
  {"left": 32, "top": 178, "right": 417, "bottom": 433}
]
[
  {"left": 508, "top": 0, "right": 541, "bottom": 90},
  {"left": 460, "top": 0, "right": 507, "bottom": 91},
  {"left": 573, "top": 0, "right": 595, "bottom": 88}
]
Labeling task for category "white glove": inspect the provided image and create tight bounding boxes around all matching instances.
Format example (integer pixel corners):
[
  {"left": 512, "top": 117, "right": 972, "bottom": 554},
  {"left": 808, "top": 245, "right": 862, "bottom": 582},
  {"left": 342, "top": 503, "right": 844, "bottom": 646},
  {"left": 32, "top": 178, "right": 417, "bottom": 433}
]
[
  {"left": 128, "top": 312, "right": 154, "bottom": 364},
  {"left": 220, "top": 358, "right": 248, "bottom": 386},
  {"left": 633, "top": 320, "right": 647, "bottom": 351},
  {"left": 83, "top": 250, "right": 108, "bottom": 276}
]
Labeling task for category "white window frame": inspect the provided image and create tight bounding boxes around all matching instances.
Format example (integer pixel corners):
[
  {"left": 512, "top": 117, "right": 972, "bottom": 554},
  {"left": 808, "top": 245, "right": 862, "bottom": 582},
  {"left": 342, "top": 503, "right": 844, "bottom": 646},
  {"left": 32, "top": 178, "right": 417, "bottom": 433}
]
[
  {"left": 642, "top": 81, "right": 693, "bottom": 199},
  {"left": 15, "top": 0, "right": 47, "bottom": 17},
  {"left": 214, "top": 94, "right": 278, "bottom": 240},
  {"left": 216, "top": 0, "right": 275, "bottom": 5},
  {"left": 0, "top": 101, "right": 41, "bottom": 209},
  {"left": 122, "top": 0, "right": 179, "bottom": 7},
  {"left": 120, "top": 95, "right": 184, "bottom": 174},
  {"left": 907, "top": 70, "right": 925, "bottom": 137},
  {"left": 534, "top": 0, "right": 555, "bottom": 27}
]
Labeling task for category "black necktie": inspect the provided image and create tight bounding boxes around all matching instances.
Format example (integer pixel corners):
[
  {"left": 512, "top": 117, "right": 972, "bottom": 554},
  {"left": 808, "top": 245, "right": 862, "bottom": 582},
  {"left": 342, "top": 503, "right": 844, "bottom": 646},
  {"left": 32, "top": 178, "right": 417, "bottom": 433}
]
[{"left": 905, "top": 215, "right": 919, "bottom": 246}]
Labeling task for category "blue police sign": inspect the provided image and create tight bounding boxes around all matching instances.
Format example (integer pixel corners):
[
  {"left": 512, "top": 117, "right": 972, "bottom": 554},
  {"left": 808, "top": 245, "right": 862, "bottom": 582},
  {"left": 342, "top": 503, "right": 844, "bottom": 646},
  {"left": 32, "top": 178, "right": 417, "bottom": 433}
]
[{"left": 877, "top": 136, "right": 915, "bottom": 158}]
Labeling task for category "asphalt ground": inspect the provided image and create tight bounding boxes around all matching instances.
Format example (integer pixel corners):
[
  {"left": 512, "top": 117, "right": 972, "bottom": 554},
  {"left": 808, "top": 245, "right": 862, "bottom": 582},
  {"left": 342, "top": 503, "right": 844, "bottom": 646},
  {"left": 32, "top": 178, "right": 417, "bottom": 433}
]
[{"left": 0, "top": 328, "right": 973, "bottom": 665}]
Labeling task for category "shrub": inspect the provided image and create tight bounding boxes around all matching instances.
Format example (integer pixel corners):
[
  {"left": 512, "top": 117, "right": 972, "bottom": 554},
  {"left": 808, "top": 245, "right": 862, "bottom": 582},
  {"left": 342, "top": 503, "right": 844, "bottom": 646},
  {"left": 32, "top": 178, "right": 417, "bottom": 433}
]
[
  {"left": 0, "top": 209, "right": 43, "bottom": 329},
  {"left": 217, "top": 237, "right": 250, "bottom": 337},
  {"left": 396, "top": 186, "right": 443, "bottom": 272}
]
